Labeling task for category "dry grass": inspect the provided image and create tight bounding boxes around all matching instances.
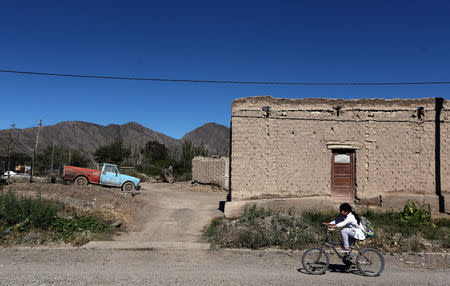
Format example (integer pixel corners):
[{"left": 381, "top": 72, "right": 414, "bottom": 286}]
[{"left": 205, "top": 205, "right": 450, "bottom": 252}]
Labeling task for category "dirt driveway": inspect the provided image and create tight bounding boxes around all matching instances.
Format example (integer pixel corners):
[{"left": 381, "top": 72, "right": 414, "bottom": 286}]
[{"left": 114, "top": 182, "right": 227, "bottom": 243}]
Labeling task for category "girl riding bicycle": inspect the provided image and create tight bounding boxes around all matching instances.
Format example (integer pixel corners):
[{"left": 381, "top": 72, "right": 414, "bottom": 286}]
[{"left": 323, "top": 203, "right": 366, "bottom": 253}]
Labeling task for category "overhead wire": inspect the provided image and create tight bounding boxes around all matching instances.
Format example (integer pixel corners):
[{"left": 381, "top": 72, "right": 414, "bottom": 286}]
[{"left": 1, "top": 69, "right": 450, "bottom": 86}]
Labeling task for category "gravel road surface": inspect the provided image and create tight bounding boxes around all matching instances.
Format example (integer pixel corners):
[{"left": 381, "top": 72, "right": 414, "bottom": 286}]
[{"left": 0, "top": 248, "right": 448, "bottom": 285}]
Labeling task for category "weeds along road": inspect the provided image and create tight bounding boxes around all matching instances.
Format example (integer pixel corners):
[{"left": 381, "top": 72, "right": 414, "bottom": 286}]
[{"left": 0, "top": 248, "right": 448, "bottom": 286}]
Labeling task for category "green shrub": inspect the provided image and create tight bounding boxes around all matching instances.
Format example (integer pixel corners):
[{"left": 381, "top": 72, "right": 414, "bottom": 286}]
[
  {"left": 0, "top": 190, "right": 115, "bottom": 246},
  {"left": 362, "top": 209, "right": 416, "bottom": 236},
  {"left": 28, "top": 195, "right": 58, "bottom": 228},
  {"left": 0, "top": 190, "right": 24, "bottom": 225},
  {"left": 239, "top": 205, "right": 275, "bottom": 224},
  {"left": 237, "top": 228, "right": 269, "bottom": 249},
  {"left": 52, "top": 216, "right": 113, "bottom": 241},
  {"left": 0, "top": 190, "right": 58, "bottom": 229},
  {"left": 302, "top": 210, "right": 339, "bottom": 229},
  {"left": 400, "top": 200, "right": 434, "bottom": 226},
  {"left": 204, "top": 217, "right": 224, "bottom": 239}
]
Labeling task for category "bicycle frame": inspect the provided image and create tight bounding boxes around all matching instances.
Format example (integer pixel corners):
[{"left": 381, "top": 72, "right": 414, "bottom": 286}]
[
  {"left": 302, "top": 226, "right": 385, "bottom": 276},
  {"left": 319, "top": 227, "right": 362, "bottom": 260}
]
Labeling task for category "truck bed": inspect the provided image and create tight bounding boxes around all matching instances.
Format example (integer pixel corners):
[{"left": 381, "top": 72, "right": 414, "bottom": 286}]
[{"left": 62, "top": 166, "right": 101, "bottom": 184}]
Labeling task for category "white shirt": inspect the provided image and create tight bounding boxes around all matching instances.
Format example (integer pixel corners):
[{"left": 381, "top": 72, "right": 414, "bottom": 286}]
[{"left": 330, "top": 212, "right": 366, "bottom": 240}]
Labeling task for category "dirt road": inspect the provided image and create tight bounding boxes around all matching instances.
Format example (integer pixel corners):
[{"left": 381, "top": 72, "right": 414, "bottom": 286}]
[
  {"left": 114, "top": 182, "right": 227, "bottom": 243},
  {"left": 0, "top": 248, "right": 448, "bottom": 285}
]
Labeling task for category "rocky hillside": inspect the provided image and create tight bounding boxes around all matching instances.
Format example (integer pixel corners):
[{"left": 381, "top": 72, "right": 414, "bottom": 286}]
[
  {"left": 182, "top": 123, "right": 230, "bottom": 155},
  {"left": 0, "top": 121, "right": 229, "bottom": 157}
]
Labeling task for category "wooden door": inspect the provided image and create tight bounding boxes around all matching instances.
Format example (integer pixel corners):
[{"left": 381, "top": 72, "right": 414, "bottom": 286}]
[{"left": 331, "top": 151, "right": 355, "bottom": 200}]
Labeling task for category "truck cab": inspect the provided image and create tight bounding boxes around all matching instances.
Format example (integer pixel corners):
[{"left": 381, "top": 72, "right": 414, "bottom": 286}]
[{"left": 100, "top": 164, "right": 141, "bottom": 191}]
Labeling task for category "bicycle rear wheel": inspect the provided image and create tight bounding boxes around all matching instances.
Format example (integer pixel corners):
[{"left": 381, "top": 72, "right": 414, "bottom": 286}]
[
  {"left": 302, "top": 247, "right": 329, "bottom": 275},
  {"left": 356, "top": 248, "right": 384, "bottom": 277}
]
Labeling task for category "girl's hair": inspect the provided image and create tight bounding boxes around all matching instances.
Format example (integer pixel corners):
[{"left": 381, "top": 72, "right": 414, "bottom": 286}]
[{"left": 339, "top": 203, "right": 361, "bottom": 224}]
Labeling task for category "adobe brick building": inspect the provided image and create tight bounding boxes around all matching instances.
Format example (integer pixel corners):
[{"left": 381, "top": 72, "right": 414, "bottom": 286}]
[
  {"left": 225, "top": 96, "right": 449, "bottom": 217},
  {"left": 192, "top": 156, "right": 229, "bottom": 189}
]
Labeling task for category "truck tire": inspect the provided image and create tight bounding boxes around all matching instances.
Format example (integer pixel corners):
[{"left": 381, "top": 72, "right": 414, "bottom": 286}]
[
  {"left": 122, "top": 181, "right": 135, "bottom": 192},
  {"left": 75, "top": 176, "right": 88, "bottom": 186}
]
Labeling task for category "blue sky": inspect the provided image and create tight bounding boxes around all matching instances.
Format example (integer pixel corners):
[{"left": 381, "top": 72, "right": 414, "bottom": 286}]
[{"left": 1, "top": 0, "right": 450, "bottom": 138}]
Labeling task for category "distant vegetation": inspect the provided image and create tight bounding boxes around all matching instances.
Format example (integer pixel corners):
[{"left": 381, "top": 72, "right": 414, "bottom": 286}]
[
  {"left": 136, "top": 140, "right": 173, "bottom": 176},
  {"left": 135, "top": 140, "right": 209, "bottom": 180},
  {"left": 1, "top": 147, "right": 90, "bottom": 176},
  {"left": 175, "top": 140, "right": 208, "bottom": 180},
  {"left": 39, "top": 145, "right": 91, "bottom": 170},
  {"left": 94, "top": 137, "right": 131, "bottom": 165},
  {"left": 2, "top": 136, "right": 211, "bottom": 181},
  {"left": 10, "top": 152, "right": 32, "bottom": 166}
]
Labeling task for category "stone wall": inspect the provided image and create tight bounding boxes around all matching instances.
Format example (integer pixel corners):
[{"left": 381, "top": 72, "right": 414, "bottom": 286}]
[
  {"left": 192, "top": 156, "right": 229, "bottom": 189},
  {"left": 227, "top": 96, "right": 448, "bottom": 215}
]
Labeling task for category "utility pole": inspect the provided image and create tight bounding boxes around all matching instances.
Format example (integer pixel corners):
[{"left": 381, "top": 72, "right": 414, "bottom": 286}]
[
  {"left": 30, "top": 120, "right": 42, "bottom": 183},
  {"left": 6, "top": 123, "right": 15, "bottom": 184},
  {"left": 68, "top": 150, "right": 71, "bottom": 165},
  {"left": 50, "top": 141, "right": 55, "bottom": 170}
]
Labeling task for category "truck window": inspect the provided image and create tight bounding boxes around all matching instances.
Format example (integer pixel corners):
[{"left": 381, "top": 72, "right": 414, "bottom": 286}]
[{"left": 104, "top": 165, "right": 116, "bottom": 173}]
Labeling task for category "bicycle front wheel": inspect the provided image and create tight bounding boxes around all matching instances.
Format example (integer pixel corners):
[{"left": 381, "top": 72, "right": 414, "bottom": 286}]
[
  {"left": 302, "top": 247, "right": 329, "bottom": 275},
  {"left": 356, "top": 248, "right": 385, "bottom": 277}
]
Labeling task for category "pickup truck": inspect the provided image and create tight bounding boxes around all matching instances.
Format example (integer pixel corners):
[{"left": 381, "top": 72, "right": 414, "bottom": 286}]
[{"left": 62, "top": 164, "right": 141, "bottom": 191}]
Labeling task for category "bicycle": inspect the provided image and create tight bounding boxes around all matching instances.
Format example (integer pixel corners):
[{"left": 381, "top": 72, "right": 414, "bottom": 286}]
[{"left": 301, "top": 226, "right": 384, "bottom": 277}]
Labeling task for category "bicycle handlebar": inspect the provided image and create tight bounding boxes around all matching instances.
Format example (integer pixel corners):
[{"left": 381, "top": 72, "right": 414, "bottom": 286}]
[{"left": 322, "top": 225, "right": 336, "bottom": 231}]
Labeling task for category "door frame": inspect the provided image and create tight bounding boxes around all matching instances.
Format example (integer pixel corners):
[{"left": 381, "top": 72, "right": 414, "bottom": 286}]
[{"left": 330, "top": 149, "right": 356, "bottom": 200}]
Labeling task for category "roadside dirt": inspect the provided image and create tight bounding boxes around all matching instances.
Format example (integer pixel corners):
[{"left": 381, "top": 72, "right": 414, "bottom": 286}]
[{"left": 3, "top": 182, "right": 145, "bottom": 229}]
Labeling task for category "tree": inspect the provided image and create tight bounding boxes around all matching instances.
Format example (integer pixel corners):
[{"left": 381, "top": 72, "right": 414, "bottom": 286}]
[
  {"left": 179, "top": 140, "right": 209, "bottom": 171},
  {"left": 134, "top": 141, "right": 171, "bottom": 176},
  {"left": 11, "top": 153, "right": 32, "bottom": 165},
  {"left": 38, "top": 145, "right": 90, "bottom": 171},
  {"left": 180, "top": 140, "right": 194, "bottom": 170},
  {"left": 69, "top": 150, "right": 91, "bottom": 167},
  {"left": 94, "top": 137, "right": 131, "bottom": 165},
  {"left": 194, "top": 142, "right": 209, "bottom": 157},
  {"left": 142, "top": 141, "right": 169, "bottom": 163}
]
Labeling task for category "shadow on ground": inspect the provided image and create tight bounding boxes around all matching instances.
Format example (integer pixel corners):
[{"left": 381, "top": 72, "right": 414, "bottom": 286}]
[{"left": 297, "top": 264, "right": 365, "bottom": 276}]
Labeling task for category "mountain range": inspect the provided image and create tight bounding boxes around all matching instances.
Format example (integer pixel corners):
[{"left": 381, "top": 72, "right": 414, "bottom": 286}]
[{"left": 0, "top": 121, "right": 230, "bottom": 157}]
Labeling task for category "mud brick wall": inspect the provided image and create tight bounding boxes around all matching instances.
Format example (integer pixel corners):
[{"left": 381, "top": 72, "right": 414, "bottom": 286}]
[
  {"left": 230, "top": 96, "right": 448, "bottom": 210},
  {"left": 441, "top": 100, "right": 450, "bottom": 198},
  {"left": 192, "top": 156, "right": 229, "bottom": 189}
]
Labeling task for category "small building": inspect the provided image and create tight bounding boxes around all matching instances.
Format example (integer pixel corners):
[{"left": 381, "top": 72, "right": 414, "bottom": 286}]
[
  {"left": 225, "top": 96, "right": 449, "bottom": 216},
  {"left": 192, "top": 156, "right": 229, "bottom": 189}
]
